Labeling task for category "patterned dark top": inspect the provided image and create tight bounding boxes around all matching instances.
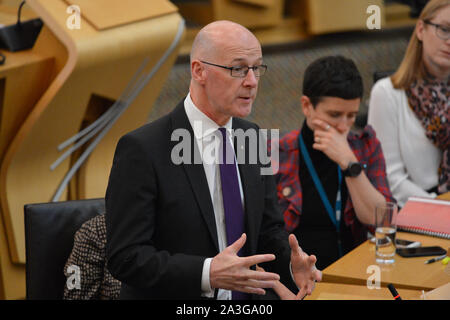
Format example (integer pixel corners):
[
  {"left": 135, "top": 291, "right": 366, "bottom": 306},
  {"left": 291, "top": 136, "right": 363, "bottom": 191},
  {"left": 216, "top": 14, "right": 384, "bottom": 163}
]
[{"left": 63, "top": 214, "right": 121, "bottom": 300}]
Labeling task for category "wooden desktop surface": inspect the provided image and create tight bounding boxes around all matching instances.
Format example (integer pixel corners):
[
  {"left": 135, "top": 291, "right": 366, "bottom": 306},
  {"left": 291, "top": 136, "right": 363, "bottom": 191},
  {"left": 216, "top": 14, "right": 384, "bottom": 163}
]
[
  {"left": 322, "top": 232, "right": 450, "bottom": 291},
  {"left": 304, "top": 282, "right": 423, "bottom": 300},
  {"left": 437, "top": 191, "right": 450, "bottom": 201}
]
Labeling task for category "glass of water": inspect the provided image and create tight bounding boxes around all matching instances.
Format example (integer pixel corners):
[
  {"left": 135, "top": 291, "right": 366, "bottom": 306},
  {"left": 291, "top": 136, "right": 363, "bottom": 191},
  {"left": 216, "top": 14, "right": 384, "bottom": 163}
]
[{"left": 375, "top": 202, "right": 398, "bottom": 264}]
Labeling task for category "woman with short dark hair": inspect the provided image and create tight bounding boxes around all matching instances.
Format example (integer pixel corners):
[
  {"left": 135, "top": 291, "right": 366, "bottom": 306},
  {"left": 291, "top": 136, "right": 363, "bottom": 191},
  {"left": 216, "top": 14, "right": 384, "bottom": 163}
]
[{"left": 274, "top": 55, "right": 394, "bottom": 270}]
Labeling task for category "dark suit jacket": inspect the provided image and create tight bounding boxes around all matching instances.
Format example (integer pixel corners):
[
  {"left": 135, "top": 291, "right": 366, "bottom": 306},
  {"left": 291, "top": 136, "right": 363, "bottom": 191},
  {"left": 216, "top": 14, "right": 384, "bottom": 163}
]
[{"left": 105, "top": 100, "right": 296, "bottom": 299}]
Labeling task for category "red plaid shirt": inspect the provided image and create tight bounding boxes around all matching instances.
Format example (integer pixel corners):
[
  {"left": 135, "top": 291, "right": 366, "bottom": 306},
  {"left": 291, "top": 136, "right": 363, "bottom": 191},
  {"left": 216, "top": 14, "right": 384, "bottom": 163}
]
[{"left": 272, "top": 125, "right": 394, "bottom": 244}]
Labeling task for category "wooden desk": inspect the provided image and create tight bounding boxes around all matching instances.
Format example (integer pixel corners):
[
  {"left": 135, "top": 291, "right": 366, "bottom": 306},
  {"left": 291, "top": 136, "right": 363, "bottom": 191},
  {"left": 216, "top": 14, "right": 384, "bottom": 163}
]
[
  {"left": 322, "top": 232, "right": 450, "bottom": 291},
  {"left": 437, "top": 192, "right": 450, "bottom": 201},
  {"left": 304, "top": 282, "right": 423, "bottom": 300}
]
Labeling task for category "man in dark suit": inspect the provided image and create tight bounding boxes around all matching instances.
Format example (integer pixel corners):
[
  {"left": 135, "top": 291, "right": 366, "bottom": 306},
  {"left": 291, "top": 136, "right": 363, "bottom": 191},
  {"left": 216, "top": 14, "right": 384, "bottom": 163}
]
[{"left": 105, "top": 20, "right": 322, "bottom": 300}]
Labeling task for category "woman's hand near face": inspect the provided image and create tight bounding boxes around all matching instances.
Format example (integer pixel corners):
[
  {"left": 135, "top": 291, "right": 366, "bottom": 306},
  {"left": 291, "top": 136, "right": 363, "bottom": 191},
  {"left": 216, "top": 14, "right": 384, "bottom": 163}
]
[{"left": 311, "top": 119, "right": 357, "bottom": 169}]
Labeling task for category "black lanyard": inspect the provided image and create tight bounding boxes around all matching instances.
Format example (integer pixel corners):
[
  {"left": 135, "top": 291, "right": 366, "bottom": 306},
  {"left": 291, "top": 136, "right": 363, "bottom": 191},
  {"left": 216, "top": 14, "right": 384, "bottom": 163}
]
[{"left": 299, "top": 134, "right": 343, "bottom": 257}]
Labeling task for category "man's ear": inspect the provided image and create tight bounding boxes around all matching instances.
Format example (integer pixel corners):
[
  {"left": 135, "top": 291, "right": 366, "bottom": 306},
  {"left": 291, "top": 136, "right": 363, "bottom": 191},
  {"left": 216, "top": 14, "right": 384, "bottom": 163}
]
[
  {"left": 301, "top": 95, "right": 313, "bottom": 117},
  {"left": 191, "top": 60, "right": 206, "bottom": 84}
]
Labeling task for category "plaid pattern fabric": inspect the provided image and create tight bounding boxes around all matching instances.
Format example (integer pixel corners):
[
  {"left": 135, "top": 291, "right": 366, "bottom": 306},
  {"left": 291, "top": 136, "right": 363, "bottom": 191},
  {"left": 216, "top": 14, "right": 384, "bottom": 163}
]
[
  {"left": 63, "top": 214, "right": 121, "bottom": 300},
  {"left": 273, "top": 125, "right": 394, "bottom": 243}
]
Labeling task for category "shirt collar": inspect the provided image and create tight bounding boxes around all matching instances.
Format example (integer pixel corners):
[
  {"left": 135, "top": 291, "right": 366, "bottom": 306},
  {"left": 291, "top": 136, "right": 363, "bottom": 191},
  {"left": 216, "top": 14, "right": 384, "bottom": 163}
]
[{"left": 184, "top": 93, "right": 233, "bottom": 139}]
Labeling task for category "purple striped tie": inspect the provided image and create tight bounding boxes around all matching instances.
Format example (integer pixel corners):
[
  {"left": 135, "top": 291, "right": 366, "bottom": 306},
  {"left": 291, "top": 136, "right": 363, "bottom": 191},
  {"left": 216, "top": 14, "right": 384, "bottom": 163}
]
[{"left": 218, "top": 128, "right": 247, "bottom": 300}]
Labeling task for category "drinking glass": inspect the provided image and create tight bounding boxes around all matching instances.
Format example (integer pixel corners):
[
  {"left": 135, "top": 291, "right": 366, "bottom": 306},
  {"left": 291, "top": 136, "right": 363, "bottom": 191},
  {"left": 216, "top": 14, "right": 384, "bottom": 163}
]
[{"left": 375, "top": 202, "right": 398, "bottom": 264}]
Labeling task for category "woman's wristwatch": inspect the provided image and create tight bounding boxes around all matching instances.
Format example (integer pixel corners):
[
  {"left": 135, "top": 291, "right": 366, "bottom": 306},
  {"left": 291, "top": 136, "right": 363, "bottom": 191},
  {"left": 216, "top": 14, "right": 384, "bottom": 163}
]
[{"left": 343, "top": 161, "right": 366, "bottom": 177}]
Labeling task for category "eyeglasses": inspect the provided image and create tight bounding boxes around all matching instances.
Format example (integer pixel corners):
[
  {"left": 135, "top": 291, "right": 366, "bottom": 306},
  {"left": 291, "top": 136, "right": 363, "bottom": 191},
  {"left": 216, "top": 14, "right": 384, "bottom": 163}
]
[
  {"left": 200, "top": 60, "right": 267, "bottom": 78},
  {"left": 423, "top": 20, "right": 450, "bottom": 40}
]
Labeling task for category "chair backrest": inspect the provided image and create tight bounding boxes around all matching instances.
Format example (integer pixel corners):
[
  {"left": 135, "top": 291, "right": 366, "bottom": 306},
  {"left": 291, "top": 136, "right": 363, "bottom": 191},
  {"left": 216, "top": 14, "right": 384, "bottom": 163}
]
[
  {"left": 24, "top": 198, "right": 105, "bottom": 300},
  {"left": 373, "top": 70, "right": 394, "bottom": 84}
]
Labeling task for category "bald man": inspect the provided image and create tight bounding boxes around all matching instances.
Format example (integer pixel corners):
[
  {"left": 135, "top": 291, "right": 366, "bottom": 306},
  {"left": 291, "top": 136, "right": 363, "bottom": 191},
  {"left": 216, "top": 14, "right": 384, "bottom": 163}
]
[{"left": 106, "top": 21, "right": 321, "bottom": 300}]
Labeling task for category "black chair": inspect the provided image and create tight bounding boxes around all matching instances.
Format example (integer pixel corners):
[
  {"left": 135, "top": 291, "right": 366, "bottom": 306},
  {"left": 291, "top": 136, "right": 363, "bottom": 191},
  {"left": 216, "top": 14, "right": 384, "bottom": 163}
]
[
  {"left": 24, "top": 198, "right": 105, "bottom": 300},
  {"left": 373, "top": 70, "right": 394, "bottom": 84}
]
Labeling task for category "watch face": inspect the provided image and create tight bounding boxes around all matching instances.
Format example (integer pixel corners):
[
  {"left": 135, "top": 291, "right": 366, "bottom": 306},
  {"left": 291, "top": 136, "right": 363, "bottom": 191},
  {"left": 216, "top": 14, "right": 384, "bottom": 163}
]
[{"left": 349, "top": 162, "right": 362, "bottom": 176}]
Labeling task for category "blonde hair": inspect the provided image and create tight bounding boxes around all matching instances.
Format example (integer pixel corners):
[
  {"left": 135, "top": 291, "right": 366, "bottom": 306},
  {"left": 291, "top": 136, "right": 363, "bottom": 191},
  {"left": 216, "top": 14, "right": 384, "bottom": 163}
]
[{"left": 391, "top": 0, "right": 450, "bottom": 89}]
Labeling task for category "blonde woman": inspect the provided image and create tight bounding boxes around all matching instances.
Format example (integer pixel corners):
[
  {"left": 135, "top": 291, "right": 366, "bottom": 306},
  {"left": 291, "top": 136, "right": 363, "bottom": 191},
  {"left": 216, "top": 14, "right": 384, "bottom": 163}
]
[{"left": 368, "top": 0, "right": 449, "bottom": 207}]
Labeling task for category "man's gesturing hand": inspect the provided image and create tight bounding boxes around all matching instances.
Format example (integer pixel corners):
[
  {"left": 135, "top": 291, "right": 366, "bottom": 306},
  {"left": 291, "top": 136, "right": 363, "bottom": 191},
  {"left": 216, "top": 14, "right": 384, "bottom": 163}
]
[
  {"left": 210, "top": 233, "right": 280, "bottom": 295},
  {"left": 289, "top": 234, "right": 322, "bottom": 299}
]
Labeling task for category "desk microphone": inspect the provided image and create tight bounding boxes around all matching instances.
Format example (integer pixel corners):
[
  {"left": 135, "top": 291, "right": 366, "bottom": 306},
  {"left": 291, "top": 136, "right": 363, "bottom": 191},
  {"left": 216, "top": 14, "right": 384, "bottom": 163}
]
[
  {"left": 0, "top": 1, "right": 43, "bottom": 52},
  {"left": 387, "top": 283, "right": 402, "bottom": 300}
]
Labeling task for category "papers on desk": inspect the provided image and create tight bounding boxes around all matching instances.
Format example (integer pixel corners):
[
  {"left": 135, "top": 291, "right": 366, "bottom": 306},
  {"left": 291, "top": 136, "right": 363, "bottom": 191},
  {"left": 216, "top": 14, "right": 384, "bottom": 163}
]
[{"left": 397, "top": 197, "right": 450, "bottom": 239}]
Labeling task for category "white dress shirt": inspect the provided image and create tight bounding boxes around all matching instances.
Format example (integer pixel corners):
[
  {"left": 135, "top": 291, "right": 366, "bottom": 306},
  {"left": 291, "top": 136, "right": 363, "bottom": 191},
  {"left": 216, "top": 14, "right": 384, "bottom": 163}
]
[
  {"left": 184, "top": 93, "right": 245, "bottom": 300},
  {"left": 367, "top": 77, "right": 441, "bottom": 207}
]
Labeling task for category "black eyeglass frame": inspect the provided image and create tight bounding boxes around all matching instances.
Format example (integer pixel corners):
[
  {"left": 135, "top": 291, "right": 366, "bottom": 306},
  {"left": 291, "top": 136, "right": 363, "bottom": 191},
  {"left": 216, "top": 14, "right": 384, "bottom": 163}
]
[
  {"left": 200, "top": 60, "right": 267, "bottom": 78},
  {"left": 423, "top": 20, "right": 450, "bottom": 40}
]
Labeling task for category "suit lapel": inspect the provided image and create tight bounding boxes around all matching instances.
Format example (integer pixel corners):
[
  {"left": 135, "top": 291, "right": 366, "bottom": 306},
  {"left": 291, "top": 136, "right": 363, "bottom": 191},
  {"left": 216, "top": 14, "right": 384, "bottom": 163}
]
[{"left": 170, "top": 101, "right": 219, "bottom": 252}]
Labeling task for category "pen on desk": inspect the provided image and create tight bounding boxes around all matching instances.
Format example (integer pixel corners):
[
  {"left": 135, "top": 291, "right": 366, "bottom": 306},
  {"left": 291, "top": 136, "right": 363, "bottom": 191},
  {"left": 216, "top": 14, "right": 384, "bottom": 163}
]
[
  {"left": 387, "top": 283, "right": 402, "bottom": 300},
  {"left": 424, "top": 254, "right": 447, "bottom": 264}
]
